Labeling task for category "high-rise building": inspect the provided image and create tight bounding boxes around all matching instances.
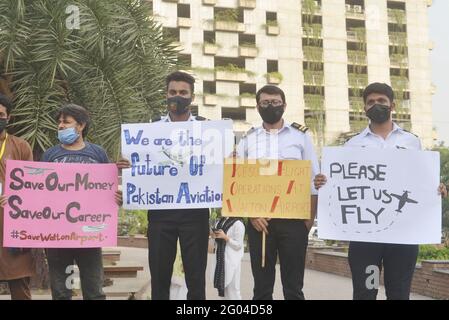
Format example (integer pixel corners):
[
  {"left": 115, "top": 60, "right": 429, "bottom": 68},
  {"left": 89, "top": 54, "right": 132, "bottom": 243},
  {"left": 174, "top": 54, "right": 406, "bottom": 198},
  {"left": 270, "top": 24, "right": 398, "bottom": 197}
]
[{"left": 149, "top": 0, "right": 435, "bottom": 148}]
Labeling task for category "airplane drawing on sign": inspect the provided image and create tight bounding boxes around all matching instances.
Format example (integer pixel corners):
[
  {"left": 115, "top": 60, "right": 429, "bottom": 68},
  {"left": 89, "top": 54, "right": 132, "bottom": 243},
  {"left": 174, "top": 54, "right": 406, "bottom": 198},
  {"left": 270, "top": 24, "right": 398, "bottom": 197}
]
[
  {"left": 24, "top": 166, "right": 54, "bottom": 175},
  {"left": 390, "top": 191, "right": 418, "bottom": 213},
  {"left": 160, "top": 146, "right": 193, "bottom": 167}
]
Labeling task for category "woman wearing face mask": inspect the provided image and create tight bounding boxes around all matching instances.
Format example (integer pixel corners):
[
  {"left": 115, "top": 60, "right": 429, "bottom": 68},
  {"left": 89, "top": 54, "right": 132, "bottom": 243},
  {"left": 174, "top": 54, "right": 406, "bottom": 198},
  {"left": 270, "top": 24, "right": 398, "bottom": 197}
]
[{"left": 41, "top": 104, "right": 122, "bottom": 300}]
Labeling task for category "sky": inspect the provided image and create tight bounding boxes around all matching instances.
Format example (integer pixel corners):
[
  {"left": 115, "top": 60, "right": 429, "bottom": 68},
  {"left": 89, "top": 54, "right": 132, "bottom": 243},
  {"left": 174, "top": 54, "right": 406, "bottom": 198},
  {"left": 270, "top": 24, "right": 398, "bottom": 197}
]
[{"left": 429, "top": 0, "right": 449, "bottom": 146}]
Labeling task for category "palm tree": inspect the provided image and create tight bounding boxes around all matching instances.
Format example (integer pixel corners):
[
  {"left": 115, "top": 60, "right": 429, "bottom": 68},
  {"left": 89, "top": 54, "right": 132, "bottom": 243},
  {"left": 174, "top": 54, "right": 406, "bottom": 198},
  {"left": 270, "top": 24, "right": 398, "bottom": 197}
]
[{"left": 0, "top": 0, "right": 179, "bottom": 160}]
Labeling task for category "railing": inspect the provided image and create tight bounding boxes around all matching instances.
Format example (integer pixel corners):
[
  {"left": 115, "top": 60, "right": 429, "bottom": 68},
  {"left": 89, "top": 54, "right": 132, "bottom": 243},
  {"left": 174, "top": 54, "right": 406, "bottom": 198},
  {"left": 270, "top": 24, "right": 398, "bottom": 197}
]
[
  {"left": 304, "top": 71, "right": 324, "bottom": 85},
  {"left": 303, "top": 25, "right": 323, "bottom": 38},
  {"left": 388, "top": 9, "right": 406, "bottom": 24},
  {"left": 390, "top": 76, "right": 410, "bottom": 90},
  {"left": 348, "top": 50, "right": 367, "bottom": 65},
  {"left": 304, "top": 94, "right": 325, "bottom": 108},
  {"left": 301, "top": 0, "right": 322, "bottom": 15},
  {"left": 389, "top": 32, "right": 407, "bottom": 45},
  {"left": 345, "top": 5, "right": 365, "bottom": 19},
  {"left": 303, "top": 46, "right": 323, "bottom": 61},
  {"left": 349, "top": 97, "right": 365, "bottom": 111},
  {"left": 348, "top": 74, "right": 368, "bottom": 88},
  {"left": 347, "top": 30, "right": 366, "bottom": 42},
  {"left": 390, "top": 55, "right": 409, "bottom": 66}
]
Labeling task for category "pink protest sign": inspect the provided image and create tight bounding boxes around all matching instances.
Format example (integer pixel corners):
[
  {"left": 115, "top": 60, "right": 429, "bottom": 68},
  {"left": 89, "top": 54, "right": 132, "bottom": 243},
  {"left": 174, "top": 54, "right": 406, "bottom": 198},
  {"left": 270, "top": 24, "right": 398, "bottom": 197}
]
[{"left": 3, "top": 160, "right": 118, "bottom": 248}]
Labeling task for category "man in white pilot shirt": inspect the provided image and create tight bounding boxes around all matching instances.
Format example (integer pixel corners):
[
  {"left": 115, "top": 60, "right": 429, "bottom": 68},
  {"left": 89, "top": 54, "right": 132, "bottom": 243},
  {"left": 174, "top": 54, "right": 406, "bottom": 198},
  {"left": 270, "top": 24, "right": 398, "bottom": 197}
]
[
  {"left": 117, "top": 71, "right": 209, "bottom": 300},
  {"left": 314, "top": 82, "right": 448, "bottom": 300},
  {"left": 236, "top": 85, "right": 319, "bottom": 300}
]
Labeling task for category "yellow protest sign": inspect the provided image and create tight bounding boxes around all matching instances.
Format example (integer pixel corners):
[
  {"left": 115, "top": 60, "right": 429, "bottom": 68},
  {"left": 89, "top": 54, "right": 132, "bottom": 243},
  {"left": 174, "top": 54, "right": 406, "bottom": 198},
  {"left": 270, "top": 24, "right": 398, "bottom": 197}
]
[{"left": 222, "top": 159, "right": 312, "bottom": 219}]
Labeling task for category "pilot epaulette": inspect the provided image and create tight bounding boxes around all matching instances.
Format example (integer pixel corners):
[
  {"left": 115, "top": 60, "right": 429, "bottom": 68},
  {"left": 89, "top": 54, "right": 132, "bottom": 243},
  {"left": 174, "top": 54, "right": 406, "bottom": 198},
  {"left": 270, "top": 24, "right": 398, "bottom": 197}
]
[
  {"left": 402, "top": 129, "right": 419, "bottom": 138},
  {"left": 291, "top": 122, "right": 309, "bottom": 133},
  {"left": 151, "top": 115, "right": 161, "bottom": 123},
  {"left": 247, "top": 127, "right": 256, "bottom": 135},
  {"left": 241, "top": 127, "right": 256, "bottom": 139},
  {"left": 195, "top": 115, "right": 208, "bottom": 121},
  {"left": 343, "top": 131, "right": 361, "bottom": 144}
]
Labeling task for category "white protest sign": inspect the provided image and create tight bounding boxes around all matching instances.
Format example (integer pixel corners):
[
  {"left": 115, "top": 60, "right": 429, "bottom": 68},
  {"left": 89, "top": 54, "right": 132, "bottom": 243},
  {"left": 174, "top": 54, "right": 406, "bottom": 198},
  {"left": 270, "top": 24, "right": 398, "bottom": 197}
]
[
  {"left": 121, "top": 120, "right": 234, "bottom": 210},
  {"left": 318, "top": 147, "right": 441, "bottom": 244}
]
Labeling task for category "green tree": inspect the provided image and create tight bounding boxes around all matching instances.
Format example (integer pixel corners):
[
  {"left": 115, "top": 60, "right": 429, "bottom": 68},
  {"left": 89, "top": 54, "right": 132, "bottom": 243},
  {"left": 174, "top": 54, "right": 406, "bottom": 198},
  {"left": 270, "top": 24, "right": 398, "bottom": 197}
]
[
  {"left": 436, "top": 147, "right": 449, "bottom": 231},
  {"left": 432, "top": 146, "right": 449, "bottom": 245},
  {"left": 0, "top": 0, "right": 179, "bottom": 160}
]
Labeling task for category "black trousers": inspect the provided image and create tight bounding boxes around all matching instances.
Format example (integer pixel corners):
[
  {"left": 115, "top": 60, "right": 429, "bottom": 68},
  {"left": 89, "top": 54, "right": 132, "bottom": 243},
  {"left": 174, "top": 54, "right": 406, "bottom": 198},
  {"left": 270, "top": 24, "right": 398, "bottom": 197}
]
[
  {"left": 348, "top": 241, "right": 419, "bottom": 300},
  {"left": 148, "top": 209, "right": 209, "bottom": 300},
  {"left": 247, "top": 219, "right": 309, "bottom": 300}
]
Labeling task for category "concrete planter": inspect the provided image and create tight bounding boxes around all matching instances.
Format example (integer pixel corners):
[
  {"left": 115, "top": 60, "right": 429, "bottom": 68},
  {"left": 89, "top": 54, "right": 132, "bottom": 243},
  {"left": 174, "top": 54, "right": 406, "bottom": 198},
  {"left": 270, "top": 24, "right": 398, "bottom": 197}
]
[
  {"left": 117, "top": 235, "right": 148, "bottom": 249},
  {"left": 215, "top": 20, "right": 245, "bottom": 33},
  {"left": 266, "top": 24, "right": 279, "bottom": 36},
  {"left": 203, "top": 94, "right": 218, "bottom": 106},
  {"left": 240, "top": 97, "right": 256, "bottom": 108},
  {"left": 203, "top": 43, "right": 218, "bottom": 55},
  {"left": 266, "top": 74, "right": 282, "bottom": 84},
  {"left": 177, "top": 17, "right": 192, "bottom": 28},
  {"left": 238, "top": 0, "right": 256, "bottom": 9},
  {"left": 239, "top": 46, "right": 258, "bottom": 58},
  {"left": 215, "top": 70, "right": 248, "bottom": 82}
]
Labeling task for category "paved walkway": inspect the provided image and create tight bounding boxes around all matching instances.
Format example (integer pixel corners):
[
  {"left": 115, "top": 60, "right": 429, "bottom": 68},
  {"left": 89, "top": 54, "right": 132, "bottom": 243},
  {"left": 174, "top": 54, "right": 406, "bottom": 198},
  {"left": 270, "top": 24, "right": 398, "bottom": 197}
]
[
  {"left": 116, "top": 247, "right": 433, "bottom": 300},
  {"left": 0, "top": 247, "right": 433, "bottom": 300}
]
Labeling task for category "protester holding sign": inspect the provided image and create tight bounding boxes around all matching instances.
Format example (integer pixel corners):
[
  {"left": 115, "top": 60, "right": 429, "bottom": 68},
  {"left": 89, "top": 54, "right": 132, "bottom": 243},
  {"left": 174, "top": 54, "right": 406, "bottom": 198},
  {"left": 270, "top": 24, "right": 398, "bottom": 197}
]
[
  {"left": 236, "top": 85, "right": 319, "bottom": 300},
  {"left": 41, "top": 104, "right": 121, "bottom": 300},
  {"left": 120, "top": 119, "right": 232, "bottom": 210},
  {"left": 0, "top": 93, "right": 36, "bottom": 300},
  {"left": 314, "top": 82, "right": 448, "bottom": 300},
  {"left": 117, "top": 71, "right": 210, "bottom": 300}
]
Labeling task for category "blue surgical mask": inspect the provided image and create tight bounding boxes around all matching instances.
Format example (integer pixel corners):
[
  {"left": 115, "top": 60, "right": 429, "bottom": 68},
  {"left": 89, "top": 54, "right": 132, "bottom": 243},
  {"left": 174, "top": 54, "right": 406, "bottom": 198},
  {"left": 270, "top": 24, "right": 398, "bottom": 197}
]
[{"left": 58, "top": 127, "right": 80, "bottom": 145}]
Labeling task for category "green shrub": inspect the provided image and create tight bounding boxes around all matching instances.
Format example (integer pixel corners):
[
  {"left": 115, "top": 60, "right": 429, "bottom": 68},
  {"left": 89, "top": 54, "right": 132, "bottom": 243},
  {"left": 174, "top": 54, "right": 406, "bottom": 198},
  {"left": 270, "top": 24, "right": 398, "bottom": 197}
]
[
  {"left": 214, "top": 9, "right": 239, "bottom": 22},
  {"left": 266, "top": 71, "right": 284, "bottom": 82},
  {"left": 418, "top": 245, "right": 449, "bottom": 262},
  {"left": 118, "top": 209, "right": 148, "bottom": 236}
]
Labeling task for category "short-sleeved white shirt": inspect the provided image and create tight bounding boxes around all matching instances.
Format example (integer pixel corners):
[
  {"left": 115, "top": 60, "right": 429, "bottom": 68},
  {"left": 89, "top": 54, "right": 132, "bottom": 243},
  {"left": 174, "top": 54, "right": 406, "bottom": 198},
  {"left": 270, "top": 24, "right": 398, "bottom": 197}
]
[
  {"left": 345, "top": 122, "right": 422, "bottom": 151},
  {"left": 159, "top": 113, "right": 197, "bottom": 122},
  {"left": 237, "top": 120, "right": 320, "bottom": 195}
]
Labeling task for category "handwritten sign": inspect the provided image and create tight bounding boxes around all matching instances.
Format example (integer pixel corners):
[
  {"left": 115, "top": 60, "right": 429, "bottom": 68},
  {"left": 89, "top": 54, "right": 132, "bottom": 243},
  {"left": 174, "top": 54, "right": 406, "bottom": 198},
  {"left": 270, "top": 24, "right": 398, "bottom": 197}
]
[
  {"left": 3, "top": 160, "right": 118, "bottom": 248},
  {"left": 121, "top": 120, "right": 234, "bottom": 210},
  {"left": 222, "top": 159, "right": 312, "bottom": 219},
  {"left": 317, "top": 147, "right": 442, "bottom": 244}
]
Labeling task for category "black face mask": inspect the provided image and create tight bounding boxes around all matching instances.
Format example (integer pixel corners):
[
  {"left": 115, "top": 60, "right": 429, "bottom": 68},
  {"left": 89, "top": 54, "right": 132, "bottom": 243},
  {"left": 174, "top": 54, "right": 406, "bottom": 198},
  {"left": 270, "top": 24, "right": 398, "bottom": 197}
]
[
  {"left": 366, "top": 104, "right": 391, "bottom": 124},
  {"left": 258, "top": 104, "right": 285, "bottom": 124},
  {"left": 0, "top": 118, "right": 7, "bottom": 134},
  {"left": 167, "top": 96, "right": 192, "bottom": 115}
]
